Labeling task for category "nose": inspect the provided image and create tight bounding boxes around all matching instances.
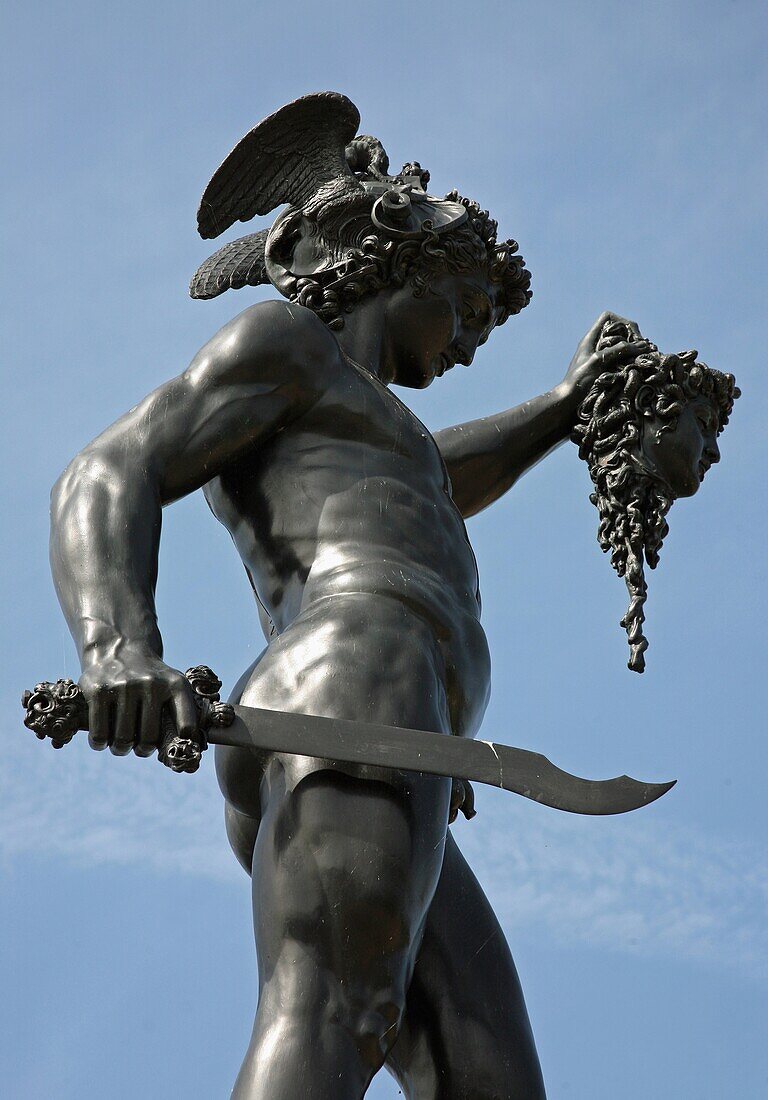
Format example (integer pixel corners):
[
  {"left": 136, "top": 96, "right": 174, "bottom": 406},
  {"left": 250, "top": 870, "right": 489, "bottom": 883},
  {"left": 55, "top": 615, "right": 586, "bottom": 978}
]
[
  {"left": 705, "top": 437, "right": 721, "bottom": 464},
  {"left": 454, "top": 329, "right": 481, "bottom": 366}
]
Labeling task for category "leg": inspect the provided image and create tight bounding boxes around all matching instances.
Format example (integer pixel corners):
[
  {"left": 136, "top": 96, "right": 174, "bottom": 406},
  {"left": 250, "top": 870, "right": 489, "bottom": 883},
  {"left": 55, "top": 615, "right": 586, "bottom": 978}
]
[
  {"left": 232, "top": 768, "right": 452, "bottom": 1099},
  {"left": 219, "top": 595, "right": 456, "bottom": 1099},
  {"left": 385, "top": 833, "right": 546, "bottom": 1099}
]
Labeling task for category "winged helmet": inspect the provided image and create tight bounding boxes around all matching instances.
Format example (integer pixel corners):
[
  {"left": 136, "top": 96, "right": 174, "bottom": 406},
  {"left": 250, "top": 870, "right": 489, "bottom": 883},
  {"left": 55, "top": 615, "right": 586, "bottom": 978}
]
[{"left": 189, "top": 91, "right": 468, "bottom": 301}]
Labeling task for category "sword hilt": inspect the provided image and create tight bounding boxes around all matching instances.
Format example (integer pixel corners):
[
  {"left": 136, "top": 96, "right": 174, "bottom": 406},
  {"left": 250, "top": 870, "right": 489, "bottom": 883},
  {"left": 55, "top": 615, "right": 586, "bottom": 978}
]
[{"left": 20, "top": 665, "right": 234, "bottom": 774}]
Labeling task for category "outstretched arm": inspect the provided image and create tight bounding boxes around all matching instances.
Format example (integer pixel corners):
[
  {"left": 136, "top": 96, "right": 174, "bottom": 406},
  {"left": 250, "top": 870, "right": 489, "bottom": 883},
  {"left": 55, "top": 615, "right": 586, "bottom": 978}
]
[
  {"left": 435, "top": 312, "right": 647, "bottom": 517},
  {"left": 50, "top": 301, "right": 329, "bottom": 756}
]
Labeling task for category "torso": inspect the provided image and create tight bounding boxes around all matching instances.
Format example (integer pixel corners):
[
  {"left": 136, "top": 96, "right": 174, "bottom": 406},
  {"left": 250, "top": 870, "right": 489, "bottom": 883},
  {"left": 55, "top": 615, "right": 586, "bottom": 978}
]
[{"left": 205, "top": 346, "right": 491, "bottom": 744}]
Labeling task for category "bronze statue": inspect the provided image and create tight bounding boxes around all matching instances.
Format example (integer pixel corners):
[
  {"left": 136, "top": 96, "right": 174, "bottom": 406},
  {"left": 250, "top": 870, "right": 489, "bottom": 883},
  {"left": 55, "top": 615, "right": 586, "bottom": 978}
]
[{"left": 25, "top": 92, "right": 738, "bottom": 1097}]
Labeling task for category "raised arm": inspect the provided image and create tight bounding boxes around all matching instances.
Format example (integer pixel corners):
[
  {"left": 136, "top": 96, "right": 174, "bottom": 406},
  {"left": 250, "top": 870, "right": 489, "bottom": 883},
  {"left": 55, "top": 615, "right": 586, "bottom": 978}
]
[
  {"left": 50, "top": 301, "right": 329, "bottom": 757},
  {"left": 435, "top": 312, "right": 648, "bottom": 517}
]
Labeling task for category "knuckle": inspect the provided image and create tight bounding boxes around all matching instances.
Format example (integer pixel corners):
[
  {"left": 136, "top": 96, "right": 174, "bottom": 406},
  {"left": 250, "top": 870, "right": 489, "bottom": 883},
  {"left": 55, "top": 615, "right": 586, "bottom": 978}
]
[
  {"left": 118, "top": 681, "right": 138, "bottom": 701},
  {"left": 84, "top": 681, "right": 108, "bottom": 701},
  {"left": 171, "top": 679, "right": 195, "bottom": 706}
]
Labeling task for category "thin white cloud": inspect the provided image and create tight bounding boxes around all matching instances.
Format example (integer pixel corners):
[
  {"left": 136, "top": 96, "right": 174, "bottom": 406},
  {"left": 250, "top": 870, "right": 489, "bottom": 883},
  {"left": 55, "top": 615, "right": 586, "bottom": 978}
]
[
  {"left": 457, "top": 795, "right": 768, "bottom": 981},
  {"left": 0, "top": 738, "right": 235, "bottom": 881}
]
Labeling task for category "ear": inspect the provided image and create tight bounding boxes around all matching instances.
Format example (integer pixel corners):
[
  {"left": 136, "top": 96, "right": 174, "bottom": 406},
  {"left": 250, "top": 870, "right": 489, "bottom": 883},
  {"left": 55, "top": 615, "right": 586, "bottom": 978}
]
[
  {"left": 264, "top": 211, "right": 333, "bottom": 298},
  {"left": 634, "top": 384, "right": 657, "bottom": 419}
]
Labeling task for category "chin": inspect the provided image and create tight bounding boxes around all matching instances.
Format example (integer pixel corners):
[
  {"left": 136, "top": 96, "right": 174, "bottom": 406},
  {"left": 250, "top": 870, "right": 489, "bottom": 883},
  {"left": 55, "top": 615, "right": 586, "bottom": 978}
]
[
  {"left": 395, "top": 372, "right": 432, "bottom": 390},
  {"left": 413, "top": 374, "right": 436, "bottom": 390},
  {"left": 666, "top": 469, "right": 702, "bottom": 498},
  {"left": 394, "top": 360, "right": 437, "bottom": 388}
]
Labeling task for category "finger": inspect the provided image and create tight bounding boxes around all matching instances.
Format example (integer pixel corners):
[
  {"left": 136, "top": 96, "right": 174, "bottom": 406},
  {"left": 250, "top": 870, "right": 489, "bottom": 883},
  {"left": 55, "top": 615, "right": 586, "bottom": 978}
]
[
  {"left": 134, "top": 692, "right": 162, "bottom": 757},
  {"left": 597, "top": 339, "right": 651, "bottom": 365},
  {"left": 87, "top": 687, "right": 111, "bottom": 751},
  {"left": 110, "top": 688, "right": 140, "bottom": 756},
  {"left": 169, "top": 684, "right": 201, "bottom": 740},
  {"left": 582, "top": 311, "right": 614, "bottom": 348},
  {"left": 613, "top": 316, "right": 642, "bottom": 340}
]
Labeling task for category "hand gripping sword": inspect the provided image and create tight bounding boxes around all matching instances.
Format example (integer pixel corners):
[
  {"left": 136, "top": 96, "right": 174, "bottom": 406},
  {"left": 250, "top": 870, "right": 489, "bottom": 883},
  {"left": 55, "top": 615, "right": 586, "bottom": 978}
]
[{"left": 21, "top": 665, "right": 675, "bottom": 816}]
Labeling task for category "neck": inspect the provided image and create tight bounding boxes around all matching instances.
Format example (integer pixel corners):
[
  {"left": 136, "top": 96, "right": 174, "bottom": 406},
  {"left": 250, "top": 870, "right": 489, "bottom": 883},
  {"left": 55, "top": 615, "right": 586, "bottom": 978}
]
[{"left": 333, "top": 294, "right": 392, "bottom": 383}]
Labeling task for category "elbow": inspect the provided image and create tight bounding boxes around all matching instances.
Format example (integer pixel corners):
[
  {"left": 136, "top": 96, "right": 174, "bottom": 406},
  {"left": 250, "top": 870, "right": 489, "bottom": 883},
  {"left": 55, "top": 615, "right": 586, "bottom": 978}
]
[
  {"left": 51, "top": 446, "right": 150, "bottom": 520},
  {"left": 52, "top": 450, "right": 112, "bottom": 513},
  {"left": 51, "top": 454, "right": 87, "bottom": 519}
]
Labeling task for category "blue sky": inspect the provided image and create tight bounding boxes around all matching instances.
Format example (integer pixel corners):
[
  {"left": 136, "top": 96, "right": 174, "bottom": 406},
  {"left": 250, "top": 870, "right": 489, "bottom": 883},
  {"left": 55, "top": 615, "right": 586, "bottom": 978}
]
[{"left": 1, "top": 2, "right": 766, "bottom": 1096}]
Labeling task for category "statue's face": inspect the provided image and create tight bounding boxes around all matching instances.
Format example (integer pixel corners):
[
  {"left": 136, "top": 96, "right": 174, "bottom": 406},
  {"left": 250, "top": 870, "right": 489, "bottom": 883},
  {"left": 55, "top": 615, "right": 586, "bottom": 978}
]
[
  {"left": 384, "top": 271, "right": 503, "bottom": 388},
  {"left": 640, "top": 396, "right": 721, "bottom": 497}
]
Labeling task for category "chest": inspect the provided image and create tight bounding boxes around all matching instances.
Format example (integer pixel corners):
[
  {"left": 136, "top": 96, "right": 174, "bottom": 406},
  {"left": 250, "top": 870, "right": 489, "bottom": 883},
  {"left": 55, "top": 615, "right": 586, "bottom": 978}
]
[
  {"left": 298, "top": 365, "right": 450, "bottom": 487},
  {"left": 208, "top": 364, "right": 454, "bottom": 526}
]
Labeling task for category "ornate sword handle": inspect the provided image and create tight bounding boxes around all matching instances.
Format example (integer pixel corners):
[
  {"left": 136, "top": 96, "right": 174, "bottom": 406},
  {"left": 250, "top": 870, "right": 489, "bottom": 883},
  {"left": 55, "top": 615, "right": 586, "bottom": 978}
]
[{"left": 21, "top": 665, "right": 234, "bottom": 774}]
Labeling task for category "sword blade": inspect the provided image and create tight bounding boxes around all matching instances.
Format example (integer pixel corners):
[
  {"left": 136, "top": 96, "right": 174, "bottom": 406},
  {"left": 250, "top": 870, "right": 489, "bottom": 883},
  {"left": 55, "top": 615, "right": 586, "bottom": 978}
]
[{"left": 211, "top": 704, "right": 675, "bottom": 816}]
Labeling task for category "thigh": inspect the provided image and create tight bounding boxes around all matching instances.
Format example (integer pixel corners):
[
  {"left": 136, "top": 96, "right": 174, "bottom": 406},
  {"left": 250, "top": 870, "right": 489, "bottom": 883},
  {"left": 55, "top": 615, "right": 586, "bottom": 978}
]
[
  {"left": 386, "top": 833, "right": 546, "bottom": 1100},
  {"left": 252, "top": 766, "right": 452, "bottom": 1019},
  {"left": 237, "top": 594, "right": 455, "bottom": 991}
]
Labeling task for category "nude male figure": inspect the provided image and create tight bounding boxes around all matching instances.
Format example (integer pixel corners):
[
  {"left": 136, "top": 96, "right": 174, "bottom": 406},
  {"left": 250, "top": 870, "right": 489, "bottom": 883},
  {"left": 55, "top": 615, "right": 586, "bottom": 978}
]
[{"left": 49, "top": 94, "right": 648, "bottom": 1098}]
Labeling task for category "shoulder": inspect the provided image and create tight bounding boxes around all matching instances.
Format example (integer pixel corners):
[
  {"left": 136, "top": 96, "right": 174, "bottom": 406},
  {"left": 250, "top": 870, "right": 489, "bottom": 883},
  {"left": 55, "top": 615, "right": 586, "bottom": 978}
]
[
  {"left": 220, "top": 299, "right": 338, "bottom": 360},
  {"left": 185, "top": 299, "right": 342, "bottom": 393}
]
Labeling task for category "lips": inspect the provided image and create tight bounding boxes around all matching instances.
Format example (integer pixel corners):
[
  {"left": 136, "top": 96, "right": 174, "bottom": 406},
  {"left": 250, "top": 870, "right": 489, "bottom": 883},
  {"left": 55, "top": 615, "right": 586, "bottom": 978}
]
[{"left": 698, "top": 461, "right": 710, "bottom": 480}]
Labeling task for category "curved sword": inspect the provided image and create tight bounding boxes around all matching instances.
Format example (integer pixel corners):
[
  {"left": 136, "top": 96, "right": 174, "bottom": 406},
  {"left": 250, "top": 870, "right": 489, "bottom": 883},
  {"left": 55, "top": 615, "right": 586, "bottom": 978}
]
[
  {"left": 22, "top": 668, "right": 674, "bottom": 816},
  {"left": 224, "top": 705, "right": 675, "bottom": 815}
]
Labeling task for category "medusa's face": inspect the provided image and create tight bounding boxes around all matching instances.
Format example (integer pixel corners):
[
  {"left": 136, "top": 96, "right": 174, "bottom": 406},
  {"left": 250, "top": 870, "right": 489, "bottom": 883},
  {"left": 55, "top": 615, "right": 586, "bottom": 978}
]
[{"left": 641, "top": 396, "right": 721, "bottom": 497}]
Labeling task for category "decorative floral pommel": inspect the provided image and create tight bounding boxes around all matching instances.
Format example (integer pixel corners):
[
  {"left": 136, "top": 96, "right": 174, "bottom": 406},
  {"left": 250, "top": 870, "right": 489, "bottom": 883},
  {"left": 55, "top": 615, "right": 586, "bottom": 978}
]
[
  {"left": 157, "top": 734, "right": 204, "bottom": 774},
  {"left": 185, "top": 665, "right": 223, "bottom": 697},
  {"left": 184, "top": 666, "right": 235, "bottom": 729},
  {"left": 21, "top": 679, "right": 87, "bottom": 747}
]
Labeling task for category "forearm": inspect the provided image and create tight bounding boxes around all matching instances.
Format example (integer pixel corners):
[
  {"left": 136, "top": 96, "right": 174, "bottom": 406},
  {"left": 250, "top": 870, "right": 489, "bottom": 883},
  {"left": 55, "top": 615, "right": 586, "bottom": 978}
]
[
  {"left": 50, "top": 447, "right": 164, "bottom": 665},
  {"left": 434, "top": 382, "right": 578, "bottom": 517}
]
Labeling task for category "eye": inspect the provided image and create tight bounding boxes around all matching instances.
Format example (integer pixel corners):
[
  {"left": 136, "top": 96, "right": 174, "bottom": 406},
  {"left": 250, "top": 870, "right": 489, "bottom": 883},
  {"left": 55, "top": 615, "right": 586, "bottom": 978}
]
[{"left": 462, "top": 295, "right": 492, "bottom": 329}]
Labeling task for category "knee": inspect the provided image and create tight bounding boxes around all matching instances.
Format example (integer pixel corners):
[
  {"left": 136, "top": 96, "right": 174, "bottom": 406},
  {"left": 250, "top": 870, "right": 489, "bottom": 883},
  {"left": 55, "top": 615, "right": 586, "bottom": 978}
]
[
  {"left": 277, "top": 975, "right": 408, "bottom": 1070},
  {"left": 299, "top": 987, "right": 406, "bottom": 1072},
  {"left": 347, "top": 995, "right": 406, "bottom": 1066}
]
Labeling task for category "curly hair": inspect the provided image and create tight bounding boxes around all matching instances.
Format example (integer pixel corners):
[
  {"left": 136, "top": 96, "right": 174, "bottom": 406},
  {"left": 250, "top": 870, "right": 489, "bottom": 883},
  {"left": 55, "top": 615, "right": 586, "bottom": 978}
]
[
  {"left": 572, "top": 321, "right": 739, "bottom": 673},
  {"left": 291, "top": 189, "right": 532, "bottom": 330}
]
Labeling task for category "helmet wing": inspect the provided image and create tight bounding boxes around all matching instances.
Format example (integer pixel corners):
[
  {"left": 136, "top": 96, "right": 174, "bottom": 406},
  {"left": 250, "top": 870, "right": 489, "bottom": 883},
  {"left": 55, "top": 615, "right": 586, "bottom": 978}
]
[
  {"left": 189, "top": 230, "right": 270, "bottom": 299},
  {"left": 197, "top": 91, "right": 361, "bottom": 239}
]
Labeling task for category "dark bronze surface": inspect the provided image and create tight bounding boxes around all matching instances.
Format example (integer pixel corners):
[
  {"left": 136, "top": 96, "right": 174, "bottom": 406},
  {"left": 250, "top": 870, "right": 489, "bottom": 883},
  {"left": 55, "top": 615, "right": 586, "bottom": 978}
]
[{"left": 38, "top": 91, "right": 738, "bottom": 1097}]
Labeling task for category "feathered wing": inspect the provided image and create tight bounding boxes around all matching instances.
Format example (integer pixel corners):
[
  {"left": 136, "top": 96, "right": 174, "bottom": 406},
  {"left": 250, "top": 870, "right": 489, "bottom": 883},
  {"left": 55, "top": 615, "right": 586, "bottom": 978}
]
[
  {"left": 189, "top": 231, "right": 270, "bottom": 299},
  {"left": 197, "top": 91, "right": 361, "bottom": 239}
]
